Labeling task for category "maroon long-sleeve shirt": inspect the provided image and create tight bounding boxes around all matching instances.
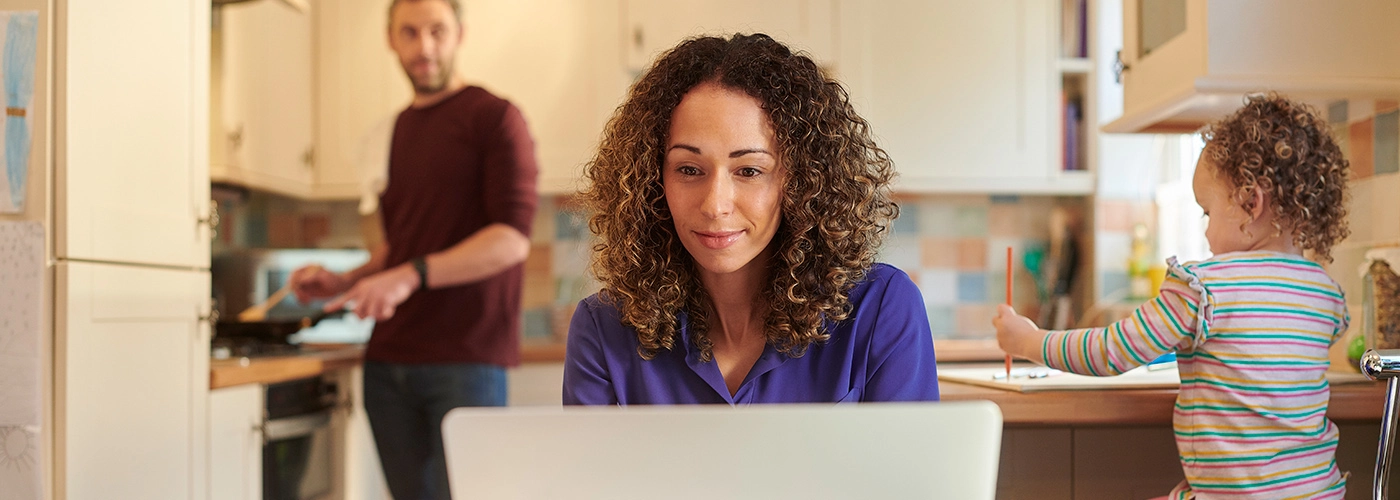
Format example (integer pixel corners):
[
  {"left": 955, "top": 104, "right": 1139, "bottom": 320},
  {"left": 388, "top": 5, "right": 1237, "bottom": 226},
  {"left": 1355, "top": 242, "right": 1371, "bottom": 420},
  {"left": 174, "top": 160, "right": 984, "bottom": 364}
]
[{"left": 371, "top": 86, "right": 538, "bottom": 366}]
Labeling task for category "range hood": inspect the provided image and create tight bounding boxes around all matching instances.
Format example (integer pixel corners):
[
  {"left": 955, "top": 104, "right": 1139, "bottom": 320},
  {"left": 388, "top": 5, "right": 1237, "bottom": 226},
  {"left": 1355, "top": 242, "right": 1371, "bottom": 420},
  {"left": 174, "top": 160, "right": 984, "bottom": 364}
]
[{"left": 1103, "top": 0, "right": 1400, "bottom": 134}]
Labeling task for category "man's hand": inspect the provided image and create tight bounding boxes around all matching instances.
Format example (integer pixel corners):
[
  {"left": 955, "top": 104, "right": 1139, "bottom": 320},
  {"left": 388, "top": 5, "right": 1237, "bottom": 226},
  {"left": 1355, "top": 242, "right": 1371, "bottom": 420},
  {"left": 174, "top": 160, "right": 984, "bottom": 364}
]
[
  {"left": 289, "top": 265, "right": 353, "bottom": 304},
  {"left": 993, "top": 304, "right": 1047, "bottom": 364},
  {"left": 323, "top": 264, "right": 419, "bottom": 320}
]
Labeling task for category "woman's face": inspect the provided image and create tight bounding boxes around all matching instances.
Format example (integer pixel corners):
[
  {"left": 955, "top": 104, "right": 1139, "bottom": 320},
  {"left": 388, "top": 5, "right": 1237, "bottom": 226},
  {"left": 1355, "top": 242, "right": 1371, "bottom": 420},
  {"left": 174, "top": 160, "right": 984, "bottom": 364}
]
[{"left": 663, "top": 82, "right": 787, "bottom": 281}]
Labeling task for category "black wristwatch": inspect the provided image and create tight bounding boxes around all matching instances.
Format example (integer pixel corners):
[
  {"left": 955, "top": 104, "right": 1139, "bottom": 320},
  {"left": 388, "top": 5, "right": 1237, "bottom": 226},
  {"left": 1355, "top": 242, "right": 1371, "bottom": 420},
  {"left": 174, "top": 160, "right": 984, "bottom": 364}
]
[{"left": 410, "top": 256, "right": 429, "bottom": 292}]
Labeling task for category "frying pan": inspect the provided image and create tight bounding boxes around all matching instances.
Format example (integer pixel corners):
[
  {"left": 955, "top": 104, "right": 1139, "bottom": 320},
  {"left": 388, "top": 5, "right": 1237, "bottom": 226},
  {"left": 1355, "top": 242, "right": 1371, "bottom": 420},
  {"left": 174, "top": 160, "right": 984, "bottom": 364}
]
[{"left": 215, "top": 308, "right": 347, "bottom": 341}]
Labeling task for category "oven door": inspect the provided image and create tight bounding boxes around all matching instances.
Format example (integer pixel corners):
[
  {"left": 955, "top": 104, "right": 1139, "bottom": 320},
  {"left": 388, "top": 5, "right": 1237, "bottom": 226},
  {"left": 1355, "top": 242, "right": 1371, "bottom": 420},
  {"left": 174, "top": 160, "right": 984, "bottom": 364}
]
[{"left": 263, "top": 409, "right": 333, "bottom": 500}]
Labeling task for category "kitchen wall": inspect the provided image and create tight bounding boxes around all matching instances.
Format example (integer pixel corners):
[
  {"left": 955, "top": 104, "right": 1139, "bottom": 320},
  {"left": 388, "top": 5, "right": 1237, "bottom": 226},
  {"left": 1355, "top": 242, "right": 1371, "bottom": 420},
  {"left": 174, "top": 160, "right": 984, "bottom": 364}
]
[{"left": 1325, "top": 99, "right": 1400, "bottom": 349}]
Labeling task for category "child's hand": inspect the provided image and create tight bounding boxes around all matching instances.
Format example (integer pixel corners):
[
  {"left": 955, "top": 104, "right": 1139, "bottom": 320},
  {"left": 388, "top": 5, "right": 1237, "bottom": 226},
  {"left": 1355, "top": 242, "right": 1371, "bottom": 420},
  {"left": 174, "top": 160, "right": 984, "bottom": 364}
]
[{"left": 993, "top": 304, "right": 1046, "bottom": 364}]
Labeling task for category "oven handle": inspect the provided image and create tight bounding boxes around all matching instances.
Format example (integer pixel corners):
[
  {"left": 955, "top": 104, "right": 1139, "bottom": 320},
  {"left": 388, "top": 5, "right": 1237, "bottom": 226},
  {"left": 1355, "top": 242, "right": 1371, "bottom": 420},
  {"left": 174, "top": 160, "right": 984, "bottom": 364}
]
[{"left": 263, "top": 409, "right": 332, "bottom": 442}]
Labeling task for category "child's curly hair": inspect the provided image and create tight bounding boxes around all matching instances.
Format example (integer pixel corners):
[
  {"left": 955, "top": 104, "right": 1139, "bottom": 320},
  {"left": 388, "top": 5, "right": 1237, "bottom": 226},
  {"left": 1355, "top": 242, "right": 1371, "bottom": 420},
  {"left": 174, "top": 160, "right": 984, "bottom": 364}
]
[
  {"left": 580, "top": 33, "right": 898, "bottom": 362},
  {"left": 1200, "top": 93, "right": 1350, "bottom": 262}
]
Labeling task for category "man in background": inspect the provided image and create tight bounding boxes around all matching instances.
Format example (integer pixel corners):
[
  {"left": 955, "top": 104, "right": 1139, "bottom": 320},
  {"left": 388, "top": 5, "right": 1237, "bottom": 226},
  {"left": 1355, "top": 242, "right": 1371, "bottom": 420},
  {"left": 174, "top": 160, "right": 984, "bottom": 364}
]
[{"left": 289, "top": 0, "right": 538, "bottom": 498}]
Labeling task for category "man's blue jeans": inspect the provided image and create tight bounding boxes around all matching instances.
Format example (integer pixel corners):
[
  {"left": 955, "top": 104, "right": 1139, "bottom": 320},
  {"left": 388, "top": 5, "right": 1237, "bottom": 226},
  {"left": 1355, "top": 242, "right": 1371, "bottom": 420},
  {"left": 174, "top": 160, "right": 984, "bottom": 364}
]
[{"left": 363, "top": 361, "right": 507, "bottom": 500}]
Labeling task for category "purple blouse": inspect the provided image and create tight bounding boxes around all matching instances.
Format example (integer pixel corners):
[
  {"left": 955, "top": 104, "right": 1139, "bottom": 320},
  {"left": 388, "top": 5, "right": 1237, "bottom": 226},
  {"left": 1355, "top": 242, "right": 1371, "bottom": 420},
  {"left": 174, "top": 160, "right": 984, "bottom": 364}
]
[{"left": 562, "top": 264, "right": 940, "bottom": 405}]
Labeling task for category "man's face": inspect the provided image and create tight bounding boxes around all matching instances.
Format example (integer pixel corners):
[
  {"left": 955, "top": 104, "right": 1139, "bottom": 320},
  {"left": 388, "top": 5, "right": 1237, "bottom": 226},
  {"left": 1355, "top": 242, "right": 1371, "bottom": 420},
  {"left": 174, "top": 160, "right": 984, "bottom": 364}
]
[{"left": 387, "top": 0, "right": 462, "bottom": 94}]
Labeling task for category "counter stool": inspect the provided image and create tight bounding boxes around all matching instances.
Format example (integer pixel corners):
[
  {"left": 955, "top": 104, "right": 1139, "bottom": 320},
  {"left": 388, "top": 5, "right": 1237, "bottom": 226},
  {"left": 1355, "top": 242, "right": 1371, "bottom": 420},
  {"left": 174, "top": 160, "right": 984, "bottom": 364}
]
[{"left": 1360, "top": 349, "right": 1400, "bottom": 500}]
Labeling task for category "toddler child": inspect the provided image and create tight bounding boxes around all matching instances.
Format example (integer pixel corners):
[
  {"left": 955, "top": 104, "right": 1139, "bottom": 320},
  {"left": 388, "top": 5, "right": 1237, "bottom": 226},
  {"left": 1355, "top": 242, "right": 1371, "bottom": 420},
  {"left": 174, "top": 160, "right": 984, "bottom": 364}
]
[{"left": 995, "top": 93, "right": 1352, "bottom": 499}]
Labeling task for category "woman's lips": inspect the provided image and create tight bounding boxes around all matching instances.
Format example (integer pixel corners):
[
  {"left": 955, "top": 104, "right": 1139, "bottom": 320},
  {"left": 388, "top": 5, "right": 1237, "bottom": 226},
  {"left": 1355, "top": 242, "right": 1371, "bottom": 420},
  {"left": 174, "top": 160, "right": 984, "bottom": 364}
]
[{"left": 695, "top": 230, "right": 743, "bottom": 249}]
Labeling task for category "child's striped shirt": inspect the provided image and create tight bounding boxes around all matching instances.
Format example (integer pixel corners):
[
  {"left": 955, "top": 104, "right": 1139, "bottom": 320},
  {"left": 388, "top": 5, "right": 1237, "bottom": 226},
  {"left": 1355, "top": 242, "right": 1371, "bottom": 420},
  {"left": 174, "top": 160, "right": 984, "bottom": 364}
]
[{"left": 1041, "top": 251, "right": 1349, "bottom": 499}]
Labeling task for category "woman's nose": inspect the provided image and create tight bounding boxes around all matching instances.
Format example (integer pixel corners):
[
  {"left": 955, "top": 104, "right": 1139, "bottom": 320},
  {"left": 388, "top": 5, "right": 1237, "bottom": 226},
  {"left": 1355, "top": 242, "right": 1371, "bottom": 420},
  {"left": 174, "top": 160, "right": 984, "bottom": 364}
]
[{"left": 699, "top": 178, "right": 734, "bottom": 219}]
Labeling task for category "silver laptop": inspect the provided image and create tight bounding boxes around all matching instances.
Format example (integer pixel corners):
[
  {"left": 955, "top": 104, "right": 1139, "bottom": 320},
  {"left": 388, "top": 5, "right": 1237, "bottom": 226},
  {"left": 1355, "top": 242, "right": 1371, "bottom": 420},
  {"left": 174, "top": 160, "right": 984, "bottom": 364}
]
[{"left": 441, "top": 401, "right": 1002, "bottom": 500}]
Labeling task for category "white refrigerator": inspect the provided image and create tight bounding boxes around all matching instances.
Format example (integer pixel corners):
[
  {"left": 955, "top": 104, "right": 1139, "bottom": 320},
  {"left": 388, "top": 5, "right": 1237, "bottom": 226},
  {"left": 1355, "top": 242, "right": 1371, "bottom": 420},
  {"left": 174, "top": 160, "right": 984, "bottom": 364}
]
[{"left": 0, "top": 1, "right": 213, "bottom": 499}]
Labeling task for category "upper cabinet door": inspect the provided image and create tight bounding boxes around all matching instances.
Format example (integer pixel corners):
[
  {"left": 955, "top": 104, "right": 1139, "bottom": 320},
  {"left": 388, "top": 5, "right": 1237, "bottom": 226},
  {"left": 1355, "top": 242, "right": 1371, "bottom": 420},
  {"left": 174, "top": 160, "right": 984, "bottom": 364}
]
[
  {"left": 841, "top": 1, "right": 1059, "bottom": 192},
  {"left": 214, "top": 0, "right": 315, "bottom": 197},
  {"left": 623, "top": 0, "right": 836, "bottom": 70},
  {"left": 58, "top": 0, "right": 211, "bottom": 267},
  {"left": 1107, "top": 0, "right": 1400, "bottom": 133}
]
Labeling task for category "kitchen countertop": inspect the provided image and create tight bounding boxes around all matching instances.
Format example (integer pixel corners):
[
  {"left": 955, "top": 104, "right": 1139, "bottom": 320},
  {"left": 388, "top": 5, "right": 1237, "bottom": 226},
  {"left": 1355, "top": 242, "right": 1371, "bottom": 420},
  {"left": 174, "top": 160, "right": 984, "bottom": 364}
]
[
  {"left": 210, "top": 343, "right": 365, "bottom": 389},
  {"left": 209, "top": 342, "right": 568, "bottom": 389},
  {"left": 939, "top": 371, "right": 1389, "bottom": 426}
]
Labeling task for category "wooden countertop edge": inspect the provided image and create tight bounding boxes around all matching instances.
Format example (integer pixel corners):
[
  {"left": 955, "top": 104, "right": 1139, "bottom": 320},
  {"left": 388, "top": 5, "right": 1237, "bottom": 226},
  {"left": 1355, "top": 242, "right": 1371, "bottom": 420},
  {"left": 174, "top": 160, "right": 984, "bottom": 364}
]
[
  {"left": 210, "top": 345, "right": 365, "bottom": 389},
  {"left": 940, "top": 379, "right": 1390, "bottom": 426},
  {"left": 211, "top": 343, "right": 565, "bottom": 389}
]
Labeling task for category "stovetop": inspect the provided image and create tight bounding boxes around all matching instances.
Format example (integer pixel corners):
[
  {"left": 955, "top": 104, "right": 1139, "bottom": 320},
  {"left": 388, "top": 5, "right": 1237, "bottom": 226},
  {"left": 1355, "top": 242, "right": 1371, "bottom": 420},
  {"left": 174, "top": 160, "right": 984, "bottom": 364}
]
[{"left": 211, "top": 336, "right": 303, "bottom": 360}]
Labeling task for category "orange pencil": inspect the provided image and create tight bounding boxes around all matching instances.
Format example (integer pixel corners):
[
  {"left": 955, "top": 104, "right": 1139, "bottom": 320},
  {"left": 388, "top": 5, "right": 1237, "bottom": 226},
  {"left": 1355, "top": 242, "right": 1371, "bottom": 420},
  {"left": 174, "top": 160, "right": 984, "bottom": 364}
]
[{"left": 1005, "top": 247, "right": 1013, "bottom": 380}]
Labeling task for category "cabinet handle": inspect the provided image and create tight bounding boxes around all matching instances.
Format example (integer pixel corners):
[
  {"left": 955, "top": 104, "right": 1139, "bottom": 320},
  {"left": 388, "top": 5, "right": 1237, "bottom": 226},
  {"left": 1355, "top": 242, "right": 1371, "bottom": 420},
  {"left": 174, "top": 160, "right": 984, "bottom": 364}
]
[
  {"left": 1113, "top": 50, "right": 1130, "bottom": 84},
  {"left": 199, "top": 308, "right": 219, "bottom": 327},
  {"left": 198, "top": 200, "right": 220, "bottom": 238},
  {"left": 302, "top": 147, "right": 315, "bottom": 168},
  {"left": 228, "top": 124, "right": 243, "bottom": 150},
  {"left": 632, "top": 26, "right": 644, "bottom": 51}
]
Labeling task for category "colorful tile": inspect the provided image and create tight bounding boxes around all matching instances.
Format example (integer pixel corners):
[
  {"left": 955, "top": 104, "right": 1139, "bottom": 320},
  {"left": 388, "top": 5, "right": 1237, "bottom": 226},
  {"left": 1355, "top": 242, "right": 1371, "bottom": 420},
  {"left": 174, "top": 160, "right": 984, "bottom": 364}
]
[
  {"left": 555, "top": 208, "right": 588, "bottom": 241},
  {"left": 926, "top": 306, "right": 957, "bottom": 339},
  {"left": 879, "top": 235, "right": 922, "bottom": 273},
  {"left": 1379, "top": 100, "right": 1399, "bottom": 115},
  {"left": 956, "top": 238, "right": 988, "bottom": 270},
  {"left": 987, "top": 204, "right": 1019, "bottom": 237},
  {"left": 985, "top": 271, "right": 1008, "bottom": 305},
  {"left": 1334, "top": 123, "right": 1351, "bottom": 163},
  {"left": 1376, "top": 110, "right": 1399, "bottom": 175},
  {"left": 919, "top": 269, "right": 958, "bottom": 306},
  {"left": 916, "top": 203, "right": 958, "bottom": 237},
  {"left": 955, "top": 304, "right": 996, "bottom": 338},
  {"left": 1352, "top": 118, "right": 1375, "bottom": 179},
  {"left": 1375, "top": 175, "right": 1400, "bottom": 243},
  {"left": 956, "top": 272, "right": 987, "bottom": 302},
  {"left": 552, "top": 240, "right": 591, "bottom": 278},
  {"left": 1328, "top": 100, "right": 1349, "bottom": 125},
  {"left": 919, "top": 237, "right": 959, "bottom": 268},
  {"left": 891, "top": 205, "right": 919, "bottom": 235},
  {"left": 522, "top": 307, "right": 553, "bottom": 339},
  {"left": 1348, "top": 179, "right": 1374, "bottom": 243},
  {"left": 954, "top": 206, "right": 989, "bottom": 237}
]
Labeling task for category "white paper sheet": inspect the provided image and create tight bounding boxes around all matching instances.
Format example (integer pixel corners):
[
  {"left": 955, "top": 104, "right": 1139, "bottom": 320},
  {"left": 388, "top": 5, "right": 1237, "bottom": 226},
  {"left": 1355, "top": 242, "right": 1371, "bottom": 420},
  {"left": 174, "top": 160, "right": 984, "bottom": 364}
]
[{"left": 0, "top": 220, "right": 42, "bottom": 498}]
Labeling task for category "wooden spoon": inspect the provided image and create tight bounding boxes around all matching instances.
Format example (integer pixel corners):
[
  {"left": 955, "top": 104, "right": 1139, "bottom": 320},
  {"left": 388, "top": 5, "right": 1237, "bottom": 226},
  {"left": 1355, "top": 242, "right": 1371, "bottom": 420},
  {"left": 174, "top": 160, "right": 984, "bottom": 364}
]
[{"left": 236, "top": 283, "right": 292, "bottom": 322}]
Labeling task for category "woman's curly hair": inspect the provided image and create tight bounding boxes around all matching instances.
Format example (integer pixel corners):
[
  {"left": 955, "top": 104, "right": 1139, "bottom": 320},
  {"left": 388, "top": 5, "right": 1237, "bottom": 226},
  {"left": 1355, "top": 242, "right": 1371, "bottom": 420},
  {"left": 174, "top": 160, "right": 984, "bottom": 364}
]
[
  {"left": 580, "top": 33, "right": 899, "bottom": 361},
  {"left": 1200, "top": 93, "right": 1350, "bottom": 262}
]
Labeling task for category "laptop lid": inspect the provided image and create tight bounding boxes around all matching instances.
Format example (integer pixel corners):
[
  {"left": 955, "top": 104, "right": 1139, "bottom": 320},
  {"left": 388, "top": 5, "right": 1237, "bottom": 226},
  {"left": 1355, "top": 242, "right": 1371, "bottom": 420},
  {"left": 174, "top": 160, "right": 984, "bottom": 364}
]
[{"left": 442, "top": 401, "right": 1002, "bottom": 500}]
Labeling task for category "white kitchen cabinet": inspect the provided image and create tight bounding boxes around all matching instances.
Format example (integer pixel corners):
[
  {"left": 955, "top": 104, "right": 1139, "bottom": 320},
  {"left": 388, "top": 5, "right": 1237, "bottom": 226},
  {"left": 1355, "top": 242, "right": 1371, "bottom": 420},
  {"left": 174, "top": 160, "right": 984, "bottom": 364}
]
[
  {"left": 311, "top": 0, "right": 409, "bottom": 200},
  {"left": 212, "top": 0, "right": 317, "bottom": 198},
  {"left": 58, "top": 0, "right": 212, "bottom": 267},
  {"left": 55, "top": 262, "right": 211, "bottom": 500},
  {"left": 209, "top": 385, "right": 263, "bottom": 500},
  {"left": 1106, "top": 0, "right": 1400, "bottom": 133},
  {"left": 838, "top": 0, "right": 1092, "bottom": 194},
  {"left": 622, "top": 0, "right": 835, "bottom": 70},
  {"left": 313, "top": 0, "right": 628, "bottom": 197}
]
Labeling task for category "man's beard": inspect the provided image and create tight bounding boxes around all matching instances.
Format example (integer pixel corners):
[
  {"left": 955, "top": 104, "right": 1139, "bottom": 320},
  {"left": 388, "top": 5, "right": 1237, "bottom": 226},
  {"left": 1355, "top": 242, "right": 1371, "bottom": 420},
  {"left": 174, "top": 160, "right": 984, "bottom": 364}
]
[{"left": 407, "top": 58, "right": 452, "bottom": 94}]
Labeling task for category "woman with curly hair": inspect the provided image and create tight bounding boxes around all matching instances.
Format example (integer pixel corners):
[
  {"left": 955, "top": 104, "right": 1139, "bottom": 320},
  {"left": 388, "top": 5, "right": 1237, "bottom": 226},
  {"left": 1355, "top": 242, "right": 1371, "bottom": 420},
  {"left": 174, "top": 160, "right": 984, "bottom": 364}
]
[
  {"left": 562, "top": 33, "right": 939, "bottom": 405},
  {"left": 996, "top": 93, "right": 1351, "bottom": 499}
]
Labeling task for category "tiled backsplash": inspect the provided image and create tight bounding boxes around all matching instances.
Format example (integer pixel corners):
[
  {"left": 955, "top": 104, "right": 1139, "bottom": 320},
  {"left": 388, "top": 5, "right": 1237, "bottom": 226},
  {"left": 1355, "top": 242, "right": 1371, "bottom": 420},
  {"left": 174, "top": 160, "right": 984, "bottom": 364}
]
[
  {"left": 528, "top": 194, "right": 1077, "bottom": 342},
  {"left": 219, "top": 188, "right": 1082, "bottom": 343},
  {"left": 1323, "top": 99, "right": 1400, "bottom": 342}
]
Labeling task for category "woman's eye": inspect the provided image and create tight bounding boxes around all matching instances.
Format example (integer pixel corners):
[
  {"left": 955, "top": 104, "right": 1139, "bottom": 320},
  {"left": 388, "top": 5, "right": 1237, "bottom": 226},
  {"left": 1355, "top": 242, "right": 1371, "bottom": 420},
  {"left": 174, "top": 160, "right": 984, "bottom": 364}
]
[
  {"left": 677, "top": 165, "right": 701, "bottom": 176},
  {"left": 737, "top": 167, "right": 762, "bottom": 177}
]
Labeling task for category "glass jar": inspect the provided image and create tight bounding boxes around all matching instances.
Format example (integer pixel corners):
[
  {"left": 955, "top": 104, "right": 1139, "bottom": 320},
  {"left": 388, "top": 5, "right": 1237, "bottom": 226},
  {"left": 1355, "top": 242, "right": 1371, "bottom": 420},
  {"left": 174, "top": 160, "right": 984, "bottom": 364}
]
[{"left": 1364, "top": 249, "right": 1400, "bottom": 351}]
